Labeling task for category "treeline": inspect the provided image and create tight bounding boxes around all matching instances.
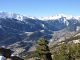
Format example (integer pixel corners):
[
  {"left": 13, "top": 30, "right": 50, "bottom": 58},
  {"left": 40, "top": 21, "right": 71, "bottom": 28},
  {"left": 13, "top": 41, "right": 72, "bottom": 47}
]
[
  {"left": 53, "top": 43, "right": 80, "bottom": 60},
  {"left": 50, "top": 35, "right": 80, "bottom": 50}
]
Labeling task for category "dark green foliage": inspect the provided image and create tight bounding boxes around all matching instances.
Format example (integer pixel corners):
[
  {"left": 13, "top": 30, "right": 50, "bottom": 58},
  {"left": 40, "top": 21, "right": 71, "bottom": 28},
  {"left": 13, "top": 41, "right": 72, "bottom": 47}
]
[
  {"left": 68, "top": 43, "right": 80, "bottom": 60},
  {"left": 34, "top": 38, "right": 52, "bottom": 60},
  {"left": 53, "top": 44, "right": 69, "bottom": 60},
  {"left": 53, "top": 43, "right": 80, "bottom": 60}
]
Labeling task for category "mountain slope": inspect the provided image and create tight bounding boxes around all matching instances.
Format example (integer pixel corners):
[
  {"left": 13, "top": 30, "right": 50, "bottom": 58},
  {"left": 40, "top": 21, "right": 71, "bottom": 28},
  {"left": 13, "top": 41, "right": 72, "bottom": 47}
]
[
  {"left": 0, "top": 11, "right": 37, "bottom": 21},
  {"left": 0, "top": 12, "right": 80, "bottom": 45},
  {"left": 0, "top": 11, "right": 80, "bottom": 26},
  {"left": 0, "top": 11, "right": 80, "bottom": 54},
  {"left": 66, "top": 23, "right": 80, "bottom": 31}
]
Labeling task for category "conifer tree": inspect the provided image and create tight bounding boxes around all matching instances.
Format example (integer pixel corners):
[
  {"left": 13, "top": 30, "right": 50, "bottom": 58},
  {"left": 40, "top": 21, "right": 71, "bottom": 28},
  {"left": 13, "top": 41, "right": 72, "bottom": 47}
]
[{"left": 34, "top": 38, "right": 52, "bottom": 60}]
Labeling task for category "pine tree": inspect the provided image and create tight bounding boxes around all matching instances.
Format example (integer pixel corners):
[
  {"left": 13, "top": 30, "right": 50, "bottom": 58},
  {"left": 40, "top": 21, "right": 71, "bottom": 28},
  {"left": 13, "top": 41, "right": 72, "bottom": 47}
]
[{"left": 34, "top": 38, "right": 52, "bottom": 60}]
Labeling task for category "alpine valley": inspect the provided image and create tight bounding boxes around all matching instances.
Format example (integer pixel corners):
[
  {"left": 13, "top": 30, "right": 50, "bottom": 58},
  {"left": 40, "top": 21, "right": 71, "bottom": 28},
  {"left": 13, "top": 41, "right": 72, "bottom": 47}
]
[{"left": 0, "top": 11, "right": 80, "bottom": 56}]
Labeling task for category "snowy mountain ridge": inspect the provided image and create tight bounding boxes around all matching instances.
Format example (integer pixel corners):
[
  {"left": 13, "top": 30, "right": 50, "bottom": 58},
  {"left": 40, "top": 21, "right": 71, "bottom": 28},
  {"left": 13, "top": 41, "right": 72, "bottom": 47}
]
[
  {"left": 38, "top": 14, "right": 80, "bottom": 20},
  {"left": 1, "top": 11, "right": 80, "bottom": 50},
  {"left": 0, "top": 11, "right": 37, "bottom": 21},
  {"left": 0, "top": 11, "right": 80, "bottom": 21}
]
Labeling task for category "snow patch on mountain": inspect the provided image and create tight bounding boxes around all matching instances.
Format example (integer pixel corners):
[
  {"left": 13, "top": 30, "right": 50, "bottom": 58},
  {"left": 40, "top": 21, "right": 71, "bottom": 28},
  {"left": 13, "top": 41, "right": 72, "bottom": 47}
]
[
  {"left": 76, "top": 26, "right": 80, "bottom": 31},
  {"left": 0, "top": 25, "right": 2, "bottom": 29},
  {"left": 42, "top": 24, "right": 45, "bottom": 27},
  {"left": 40, "top": 30, "right": 45, "bottom": 32},
  {"left": 64, "top": 18, "right": 69, "bottom": 26}
]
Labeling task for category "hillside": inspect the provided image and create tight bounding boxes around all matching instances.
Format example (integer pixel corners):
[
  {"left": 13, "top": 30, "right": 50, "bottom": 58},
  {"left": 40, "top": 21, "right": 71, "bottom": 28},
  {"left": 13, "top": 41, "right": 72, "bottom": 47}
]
[
  {"left": 50, "top": 35, "right": 80, "bottom": 60},
  {"left": 21, "top": 35, "right": 80, "bottom": 60},
  {"left": 0, "top": 12, "right": 80, "bottom": 58}
]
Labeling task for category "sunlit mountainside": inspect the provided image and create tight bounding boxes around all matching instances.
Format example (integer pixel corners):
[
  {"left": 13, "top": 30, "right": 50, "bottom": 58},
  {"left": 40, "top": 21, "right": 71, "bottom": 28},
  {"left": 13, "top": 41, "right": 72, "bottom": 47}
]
[{"left": 0, "top": 11, "right": 80, "bottom": 58}]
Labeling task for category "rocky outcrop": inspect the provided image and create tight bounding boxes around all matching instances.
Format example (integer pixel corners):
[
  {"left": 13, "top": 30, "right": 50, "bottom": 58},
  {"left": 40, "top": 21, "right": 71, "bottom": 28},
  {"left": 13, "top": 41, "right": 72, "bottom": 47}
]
[
  {"left": 5, "top": 56, "right": 24, "bottom": 60},
  {"left": 0, "top": 48, "right": 11, "bottom": 58},
  {"left": 0, "top": 48, "right": 24, "bottom": 60}
]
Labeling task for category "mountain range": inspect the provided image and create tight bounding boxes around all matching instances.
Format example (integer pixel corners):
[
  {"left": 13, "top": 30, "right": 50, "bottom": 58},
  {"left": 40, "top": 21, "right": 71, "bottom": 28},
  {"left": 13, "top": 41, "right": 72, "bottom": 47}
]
[
  {"left": 0, "top": 11, "right": 80, "bottom": 53},
  {"left": 1, "top": 11, "right": 80, "bottom": 20}
]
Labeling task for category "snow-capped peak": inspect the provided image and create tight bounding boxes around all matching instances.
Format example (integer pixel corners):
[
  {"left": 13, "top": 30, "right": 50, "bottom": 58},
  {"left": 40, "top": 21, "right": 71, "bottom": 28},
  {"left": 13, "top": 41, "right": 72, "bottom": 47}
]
[
  {"left": 0, "top": 11, "right": 37, "bottom": 21},
  {"left": 38, "top": 14, "right": 80, "bottom": 21},
  {"left": 0, "top": 11, "right": 80, "bottom": 21}
]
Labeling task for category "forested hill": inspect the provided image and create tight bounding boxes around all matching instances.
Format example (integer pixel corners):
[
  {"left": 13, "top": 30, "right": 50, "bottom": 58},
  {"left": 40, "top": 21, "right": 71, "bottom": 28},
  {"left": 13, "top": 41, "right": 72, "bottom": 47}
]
[
  {"left": 20, "top": 35, "right": 80, "bottom": 60},
  {"left": 50, "top": 35, "right": 80, "bottom": 60}
]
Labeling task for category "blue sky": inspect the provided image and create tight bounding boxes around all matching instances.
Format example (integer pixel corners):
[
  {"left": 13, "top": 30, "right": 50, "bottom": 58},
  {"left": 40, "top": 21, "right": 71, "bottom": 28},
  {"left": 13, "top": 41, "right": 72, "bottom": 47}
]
[{"left": 0, "top": 0, "right": 80, "bottom": 17}]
